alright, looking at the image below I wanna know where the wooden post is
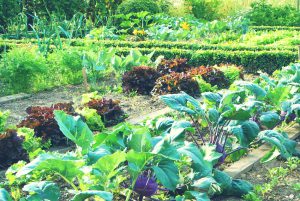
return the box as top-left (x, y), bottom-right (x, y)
top-left (82, 67), bottom-right (90, 91)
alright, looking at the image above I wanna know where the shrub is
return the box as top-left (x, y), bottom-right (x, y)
top-left (245, 0), bottom-right (300, 26)
top-left (117, 0), bottom-right (161, 15)
top-left (189, 66), bottom-right (230, 88)
top-left (0, 130), bottom-right (28, 169)
top-left (185, 0), bottom-right (222, 20)
top-left (18, 103), bottom-right (76, 146)
top-left (85, 98), bottom-right (127, 127)
top-left (122, 66), bottom-right (160, 95)
top-left (152, 72), bottom-right (200, 97)
top-left (0, 47), bottom-right (47, 94)
top-left (157, 58), bottom-right (191, 75)
top-left (0, 0), bottom-right (21, 29)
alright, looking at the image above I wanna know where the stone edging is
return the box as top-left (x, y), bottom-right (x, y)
top-left (0, 93), bottom-right (31, 104)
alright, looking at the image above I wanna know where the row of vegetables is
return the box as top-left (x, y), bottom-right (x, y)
top-left (0, 63), bottom-right (299, 201)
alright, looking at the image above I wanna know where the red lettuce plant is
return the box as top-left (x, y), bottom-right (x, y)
top-left (152, 72), bottom-right (200, 97)
top-left (0, 130), bottom-right (28, 169)
top-left (122, 66), bottom-right (160, 95)
top-left (85, 98), bottom-right (127, 127)
top-left (157, 58), bottom-right (191, 75)
top-left (18, 103), bottom-right (76, 146)
top-left (189, 66), bottom-right (230, 89)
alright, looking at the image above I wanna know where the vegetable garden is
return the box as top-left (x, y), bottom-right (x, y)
top-left (0, 0), bottom-right (300, 201)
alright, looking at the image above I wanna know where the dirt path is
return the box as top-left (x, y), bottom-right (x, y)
top-left (0, 85), bottom-right (165, 125)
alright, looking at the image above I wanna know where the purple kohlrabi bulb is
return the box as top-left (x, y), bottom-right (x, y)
top-left (134, 175), bottom-right (158, 197)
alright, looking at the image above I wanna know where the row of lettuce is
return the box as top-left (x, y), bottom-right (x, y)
top-left (0, 40), bottom-right (298, 96)
top-left (0, 62), bottom-right (299, 200)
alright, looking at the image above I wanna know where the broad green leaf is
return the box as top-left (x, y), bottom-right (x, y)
top-left (202, 92), bottom-right (222, 106)
top-left (155, 118), bottom-right (174, 135)
top-left (224, 179), bottom-right (253, 196)
top-left (152, 138), bottom-right (180, 160)
top-left (236, 81), bottom-right (267, 100)
top-left (127, 127), bottom-right (152, 152)
top-left (259, 112), bottom-right (281, 129)
top-left (71, 190), bottom-right (113, 201)
top-left (201, 144), bottom-right (223, 166)
top-left (54, 110), bottom-right (94, 154)
top-left (93, 151), bottom-right (126, 179)
top-left (160, 92), bottom-right (204, 116)
top-left (87, 145), bottom-right (111, 165)
top-left (23, 181), bottom-right (60, 201)
top-left (229, 120), bottom-right (260, 147)
top-left (192, 177), bottom-right (217, 191)
top-left (260, 146), bottom-right (280, 163)
top-left (16, 154), bottom-right (84, 181)
top-left (152, 159), bottom-right (179, 191)
top-left (208, 108), bottom-right (219, 124)
top-left (126, 150), bottom-right (153, 179)
top-left (258, 130), bottom-right (298, 159)
top-left (168, 121), bottom-right (193, 142)
top-left (221, 105), bottom-right (252, 121)
top-left (0, 188), bottom-right (13, 201)
top-left (183, 191), bottom-right (210, 201)
top-left (213, 169), bottom-right (232, 191)
top-left (220, 90), bottom-right (246, 108)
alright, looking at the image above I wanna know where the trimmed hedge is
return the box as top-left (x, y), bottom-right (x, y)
top-left (108, 47), bottom-right (297, 74)
top-left (250, 26), bottom-right (300, 31)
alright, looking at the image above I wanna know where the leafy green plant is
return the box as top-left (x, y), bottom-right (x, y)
top-left (122, 66), bottom-right (160, 95)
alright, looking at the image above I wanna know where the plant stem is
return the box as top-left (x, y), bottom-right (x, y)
top-left (189, 115), bottom-right (205, 144)
top-left (139, 195), bottom-right (144, 201)
top-left (56, 173), bottom-right (79, 191)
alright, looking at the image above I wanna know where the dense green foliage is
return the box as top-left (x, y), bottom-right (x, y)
top-left (117, 0), bottom-right (161, 15)
top-left (246, 0), bottom-right (300, 26)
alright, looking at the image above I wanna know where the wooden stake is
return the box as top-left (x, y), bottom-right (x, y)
top-left (82, 67), bottom-right (90, 91)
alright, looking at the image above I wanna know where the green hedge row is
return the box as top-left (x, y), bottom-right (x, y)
top-left (0, 38), bottom-right (297, 52)
top-left (250, 26), bottom-right (300, 31)
top-left (104, 47), bottom-right (297, 74)
top-left (70, 39), bottom-right (297, 52)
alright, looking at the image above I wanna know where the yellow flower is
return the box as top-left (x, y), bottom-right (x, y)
top-left (133, 29), bottom-right (139, 35)
top-left (138, 29), bottom-right (146, 36)
top-left (181, 22), bottom-right (190, 31)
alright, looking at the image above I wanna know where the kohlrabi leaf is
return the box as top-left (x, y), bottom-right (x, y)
top-left (208, 108), bottom-right (220, 124)
top-left (152, 159), bottom-right (179, 191)
top-left (22, 181), bottom-right (60, 201)
top-left (71, 190), bottom-right (113, 201)
top-left (220, 90), bottom-right (246, 108)
top-left (160, 92), bottom-right (204, 116)
top-left (168, 120), bottom-right (193, 142)
top-left (201, 144), bottom-right (223, 166)
top-left (126, 150), bottom-right (153, 179)
top-left (155, 118), bottom-right (175, 136)
top-left (259, 111), bottom-right (281, 129)
top-left (260, 146), bottom-right (280, 163)
top-left (213, 169), bottom-right (232, 191)
top-left (192, 177), bottom-right (217, 191)
top-left (86, 145), bottom-right (111, 165)
top-left (54, 110), bottom-right (94, 154)
top-left (152, 138), bottom-right (180, 160)
top-left (236, 81), bottom-right (267, 100)
top-left (229, 120), bottom-right (260, 147)
top-left (224, 179), bottom-right (253, 197)
top-left (16, 154), bottom-right (84, 181)
top-left (183, 191), bottom-right (210, 201)
top-left (127, 127), bottom-right (152, 152)
top-left (93, 151), bottom-right (126, 180)
top-left (258, 130), bottom-right (298, 159)
top-left (202, 92), bottom-right (222, 106)
top-left (0, 188), bottom-right (13, 201)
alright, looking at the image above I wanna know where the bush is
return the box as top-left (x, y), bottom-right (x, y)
top-left (152, 72), bottom-right (200, 97)
top-left (0, 47), bottom-right (47, 94)
top-left (189, 66), bottom-right (230, 88)
top-left (0, 0), bottom-right (21, 29)
top-left (18, 103), bottom-right (76, 146)
top-left (122, 66), bottom-right (160, 95)
top-left (0, 130), bottom-right (28, 169)
top-left (157, 58), bottom-right (191, 75)
top-left (117, 0), bottom-right (161, 15)
top-left (85, 98), bottom-right (127, 127)
top-left (185, 0), bottom-right (222, 20)
top-left (245, 0), bottom-right (300, 26)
